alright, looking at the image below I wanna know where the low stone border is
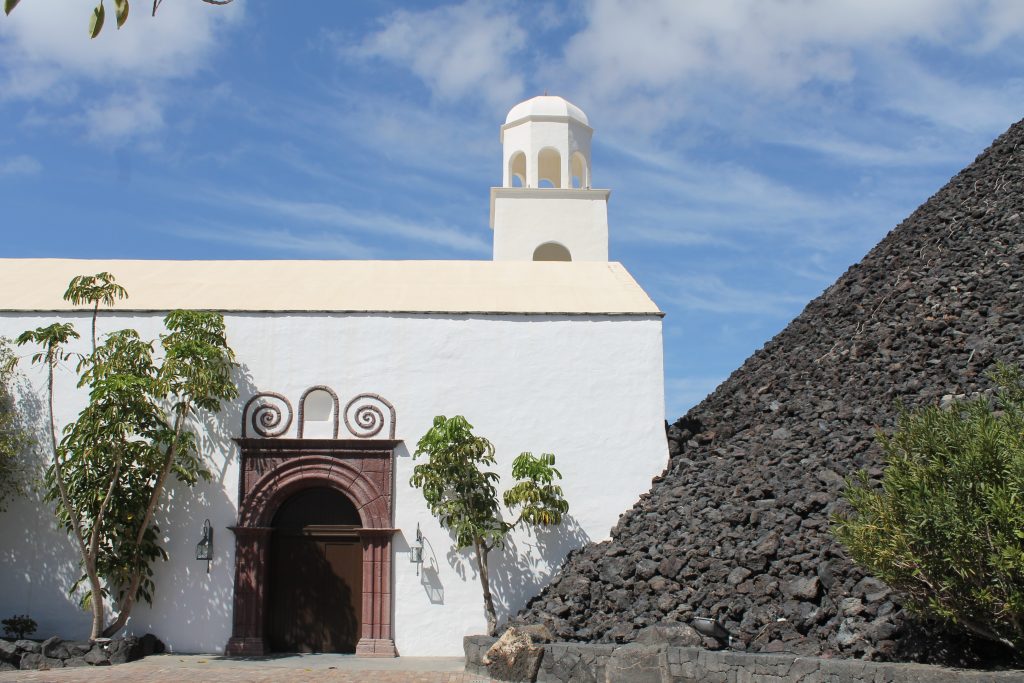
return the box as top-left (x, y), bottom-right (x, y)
top-left (0, 634), bottom-right (163, 670)
top-left (465, 636), bottom-right (1024, 682)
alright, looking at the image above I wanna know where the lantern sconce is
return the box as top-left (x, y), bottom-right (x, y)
top-left (195, 519), bottom-right (213, 574)
top-left (410, 524), bottom-right (423, 576)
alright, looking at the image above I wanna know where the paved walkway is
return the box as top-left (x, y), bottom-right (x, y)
top-left (0, 654), bottom-right (496, 682)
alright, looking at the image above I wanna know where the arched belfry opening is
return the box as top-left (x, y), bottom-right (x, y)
top-left (227, 389), bottom-right (400, 658)
top-left (508, 150), bottom-right (526, 187)
top-left (491, 95), bottom-right (610, 261)
top-left (537, 147), bottom-right (562, 188)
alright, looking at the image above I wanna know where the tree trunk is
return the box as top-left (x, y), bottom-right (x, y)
top-left (45, 357), bottom-right (106, 639)
top-left (474, 537), bottom-right (497, 636)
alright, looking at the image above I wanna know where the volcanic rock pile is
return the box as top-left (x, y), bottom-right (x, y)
top-left (511, 118), bottom-right (1024, 665)
top-left (0, 634), bottom-right (163, 670)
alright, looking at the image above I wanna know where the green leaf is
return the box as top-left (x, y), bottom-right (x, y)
top-left (114, 0), bottom-right (128, 29)
top-left (89, 1), bottom-right (105, 39)
top-left (3, 0), bottom-right (21, 16)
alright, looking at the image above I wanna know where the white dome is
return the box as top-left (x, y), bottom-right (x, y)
top-left (505, 95), bottom-right (589, 126)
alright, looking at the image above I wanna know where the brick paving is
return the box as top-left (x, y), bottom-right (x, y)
top-left (0, 654), bottom-right (497, 683)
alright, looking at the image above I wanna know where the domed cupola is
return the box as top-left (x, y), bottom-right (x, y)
top-left (490, 95), bottom-right (610, 262)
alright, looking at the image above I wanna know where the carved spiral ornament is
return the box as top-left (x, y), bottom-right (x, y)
top-left (344, 393), bottom-right (396, 439)
top-left (242, 392), bottom-right (293, 438)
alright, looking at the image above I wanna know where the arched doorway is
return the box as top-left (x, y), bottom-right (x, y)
top-left (268, 487), bottom-right (362, 653)
top-left (226, 436), bottom-right (400, 658)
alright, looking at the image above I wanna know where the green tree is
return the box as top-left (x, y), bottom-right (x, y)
top-left (16, 273), bottom-right (237, 639)
top-left (833, 363), bottom-right (1024, 651)
top-left (3, 0), bottom-right (233, 39)
top-left (0, 337), bottom-right (27, 511)
top-left (411, 415), bottom-right (569, 635)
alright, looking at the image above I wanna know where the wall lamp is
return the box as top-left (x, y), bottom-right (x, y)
top-left (195, 519), bottom-right (213, 573)
top-left (410, 524), bottom-right (423, 575)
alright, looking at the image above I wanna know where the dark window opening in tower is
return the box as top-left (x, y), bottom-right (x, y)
top-left (533, 242), bottom-right (572, 261)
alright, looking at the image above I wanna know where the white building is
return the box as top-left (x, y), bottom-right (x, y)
top-left (0, 96), bottom-right (667, 657)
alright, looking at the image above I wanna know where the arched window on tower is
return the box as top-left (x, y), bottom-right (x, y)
top-left (537, 147), bottom-right (561, 188)
top-left (533, 242), bottom-right (572, 261)
top-left (571, 152), bottom-right (589, 189)
top-left (508, 151), bottom-right (526, 188)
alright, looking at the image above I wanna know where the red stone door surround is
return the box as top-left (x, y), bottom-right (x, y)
top-left (225, 437), bottom-right (401, 657)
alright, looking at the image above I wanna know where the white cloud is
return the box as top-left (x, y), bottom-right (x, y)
top-left (0, 0), bottom-right (243, 142)
top-left (350, 1), bottom-right (526, 108)
top-left (0, 154), bottom-right (41, 176)
top-left (563, 0), bottom-right (1007, 96)
top-left (553, 0), bottom-right (1024, 136)
top-left (0, 0), bottom-right (243, 85)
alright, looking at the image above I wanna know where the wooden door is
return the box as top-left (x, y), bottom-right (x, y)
top-left (268, 531), bottom-right (363, 653)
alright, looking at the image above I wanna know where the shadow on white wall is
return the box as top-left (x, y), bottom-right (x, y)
top-left (100, 364), bottom-right (259, 652)
top-left (443, 514), bottom-right (591, 629)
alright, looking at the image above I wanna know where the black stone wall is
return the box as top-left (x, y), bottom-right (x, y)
top-left (465, 637), bottom-right (1024, 683)
top-left (511, 118), bottom-right (1024, 665)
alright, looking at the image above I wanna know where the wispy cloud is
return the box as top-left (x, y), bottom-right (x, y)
top-left (657, 272), bottom-right (811, 316)
top-left (204, 191), bottom-right (490, 255)
top-left (0, 154), bottom-right (41, 176)
top-left (769, 129), bottom-right (971, 167)
top-left (606, 151), bottom-right (896, 254)
top-left (348, 1), bottom-right (526, 108)
top-left (83, 90), bottom-right (165, 142)
top-left (160, 222), bottom-right (376, 259)
top-left (877, 57), bottom-right (1024, 134)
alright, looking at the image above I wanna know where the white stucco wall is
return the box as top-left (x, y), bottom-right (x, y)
top-left (491, 189), bottom-right (610, 262)
top-left (0, 311), bottom-right (666, 656)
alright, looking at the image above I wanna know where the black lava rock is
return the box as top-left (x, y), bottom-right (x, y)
top-left (510, 118), bottom-right (1024, 668)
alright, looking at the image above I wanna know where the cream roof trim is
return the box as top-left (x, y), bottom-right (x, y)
top-left (0, 259), bottom-right (663, 316)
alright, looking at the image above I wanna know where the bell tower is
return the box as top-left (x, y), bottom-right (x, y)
top-left (490, 96), bottom-right (610, 261)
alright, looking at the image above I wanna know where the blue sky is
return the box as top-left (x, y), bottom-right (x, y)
top-left (2, 1), bottom-right (1023, 419)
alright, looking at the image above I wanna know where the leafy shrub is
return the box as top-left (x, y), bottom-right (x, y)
top-left (833, 363), bottom-right (1024, 650)
top-left (411, 415), bottom-right (569, 635)
top-left (2, 614), bottom-right (37, 640)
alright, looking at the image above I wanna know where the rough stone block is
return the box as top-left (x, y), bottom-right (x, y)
top-left (463, 635), bottom-right (496, 676)
top-left (483, 627), bottom-right (545, 682)
top-left (41, 636), bottom-right (65, 659)
top-left (106, 636), bottom-right (142, 664)
top-left (635, 623), bottom-right (702, 647)
top-left (20, 652), bottom-right (63, 670)
top-left (604, 643), bottom-right (668, 683)
top-left (84, 645), bottom-right (110, 666)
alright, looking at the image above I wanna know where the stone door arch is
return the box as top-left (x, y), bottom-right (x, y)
top-left (226, 390), bottom-right (400, 658)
